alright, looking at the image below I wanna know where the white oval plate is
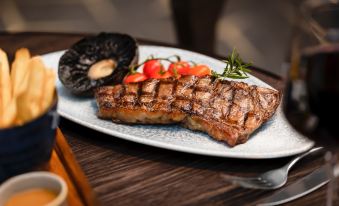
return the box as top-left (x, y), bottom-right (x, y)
top-left (42, 46), bottom-right (314, 159)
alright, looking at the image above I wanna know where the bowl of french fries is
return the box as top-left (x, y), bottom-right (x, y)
top-left (0, 48), bottom-right (58, 181)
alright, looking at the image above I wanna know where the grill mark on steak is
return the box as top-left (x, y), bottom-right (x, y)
top-left (140, 79), bottom-right (156, 109)
top-left (95, 75), bottom-right (281, 147)
top-left (224, 82), bottom-right (235, 122)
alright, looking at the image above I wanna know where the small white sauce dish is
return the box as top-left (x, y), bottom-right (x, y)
top-left (0, 171), bottom-right (68, 206)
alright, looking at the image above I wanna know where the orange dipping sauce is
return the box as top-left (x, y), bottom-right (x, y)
top-left (5, 188), bottom-right (57, 206)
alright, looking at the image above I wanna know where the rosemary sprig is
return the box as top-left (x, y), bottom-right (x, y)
top-left (212, 48), bottom-right (252, 79)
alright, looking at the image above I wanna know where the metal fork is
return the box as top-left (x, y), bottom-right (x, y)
top-left (221, 147), bottom-right (323, 190)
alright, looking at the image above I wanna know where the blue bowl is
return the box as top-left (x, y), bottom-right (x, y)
top-left (0, 98), bottom-right (58, 182)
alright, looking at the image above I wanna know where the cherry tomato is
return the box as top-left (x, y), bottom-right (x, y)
top-left (150, 70), bottom-right (172, 79)
top-left (143, 59), bottom-right (164, 77)
top-left (187, 64), bottom-right (211, 77)
top-left (168, 61), bottom-right (190, 77)
top-left (124, 73), bottom-right (148, 83)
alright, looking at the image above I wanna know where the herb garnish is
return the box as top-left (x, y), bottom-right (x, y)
top-left (212, 49), bottom-right (252, 79)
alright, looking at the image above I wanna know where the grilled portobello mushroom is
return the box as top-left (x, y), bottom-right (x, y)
top-left (58, 33), bottom-right (138, 96)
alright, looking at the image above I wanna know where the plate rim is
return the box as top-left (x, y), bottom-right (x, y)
top-left (59, 109), bottom-right (314, 159)
top-left (44, 46), bottom-right (314, 159)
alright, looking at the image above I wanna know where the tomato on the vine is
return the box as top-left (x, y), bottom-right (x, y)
top-left (124, 72), bottom-right (148, 83)
top-left (126, 57), bottom-right (212, 83)
top-left (187, 64), bottom-right (211, 77)
top-left (168, 61), bottom-right (190, 77)
top-left (143, 59), bottom-right (164, 77)
top-left (150, 70), bottom-right (172, 79)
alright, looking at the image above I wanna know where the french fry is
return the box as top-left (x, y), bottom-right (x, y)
top-left (41, 68), bottom-right (56, 112)
top-left (2, 97), bottom-right (17, 128)
top-left (0, 50), bottom-right (11, 107)
top-left (16, 57), bottom-right (46, 123)
top-left (11, 48), bottom-right (31, 98)
top-left (0, 49), bottom-right (17, 128)
top-left (0, 48), bottom-right (56, 128)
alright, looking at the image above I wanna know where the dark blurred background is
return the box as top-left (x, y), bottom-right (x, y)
top-left (0, 0), bottom-right (300, 76)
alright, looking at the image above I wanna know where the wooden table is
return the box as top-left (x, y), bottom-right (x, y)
top-left (0, 32), bottom-right (332, 206)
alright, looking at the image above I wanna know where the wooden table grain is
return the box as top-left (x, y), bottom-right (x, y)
top-left (0, 32), bottom-right (333, 206)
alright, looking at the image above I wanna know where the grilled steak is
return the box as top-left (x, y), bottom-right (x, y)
top-left (95, 76), bottom-right (281, 147)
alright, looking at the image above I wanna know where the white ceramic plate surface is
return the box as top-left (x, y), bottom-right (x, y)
top-left (42, 46), bottom-right (314, 159)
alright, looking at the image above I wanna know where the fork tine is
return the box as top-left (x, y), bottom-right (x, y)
top-left (221, 174), bottom-right (274, 189)
top-left (221, 174), bottom-right (259, 181)
top-left (237, 180), bottom-right (274, 189)
top-left (233, 179), bottom-right (267, 189)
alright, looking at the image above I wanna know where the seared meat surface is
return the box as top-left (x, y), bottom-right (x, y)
top-left (95, 76), bottom-right (281, 147)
